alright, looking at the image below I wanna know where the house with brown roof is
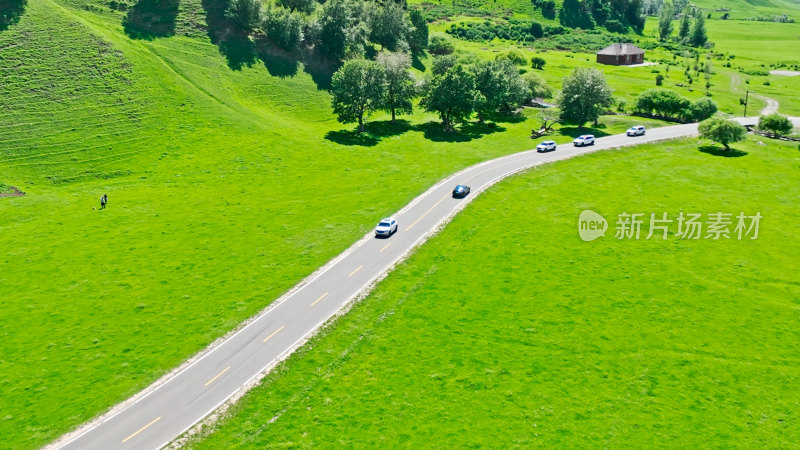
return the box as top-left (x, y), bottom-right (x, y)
top-left (596, 43), bottom-right (645, 66)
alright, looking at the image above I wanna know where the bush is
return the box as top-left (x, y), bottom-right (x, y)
top-left (498, 50), bottom-right (527, 66)
top-left (605, 19), bottom-right (625, 33)
top-left (530, 56), bottom-right (546, 70)
top-left (530, 21), bottom-right (544, 38)
top-left (634, 88), bottom-right (691, 121)
top-left (428, 35), bottom-right (455, 55)
top-left (690, 97), bottom-right (718, 121)
top-left (655, 74), bottom-right (664, 86)
top-left (758, 113), bottom-right (794, 136)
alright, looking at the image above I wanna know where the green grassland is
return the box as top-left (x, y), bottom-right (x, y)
top-left (191, 136), bottom-right (800, 448)
top-left (2, 0), bottom-right (800, 447)
top-left (0, 0), bottom-right (661, 447)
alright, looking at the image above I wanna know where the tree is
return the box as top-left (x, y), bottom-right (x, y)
top-left (658, 3), bottom-right (673, 41)
top-left (523, 72), bottom-right (554, 100)
top-left (758, 113), bottom-right (794, 136)
top-left (314, 0), bottom-right (367, 60)
top-left (530, 56), bottom-right (546, 70)
top-left (541, 0), bottom-right (556, 19)
top-left (0, 0), bottom-right (27, 31)
top-left (330, 59), bottom-right (385, 131)
top-left (689, 12), bottom-right (707, 47)
top-left (224, 0), bottom-right (261, 32)
top-left (278, 0), bottom-right (315, 14)
top-left (376, 51), bottom-right (416, 123)
top-left (624, 0), bottom-right (645, 32)
top-left (655, 73), bottom-right (665, 85)
top-left (263, 6), bottom-right (304, 51)
top-left (698, 117), bottom-right (746, 150)
top-left (367, 0), bottom-right (409, 51)
top-left (535, 108), bottom-right (561, 134)
top-left (408, 9), bottom-right (429, 54)
top-left (472, 59), bottom-right (530, 121)
top-left (558, 68), bottom-right (614, 127)
top-left (431, 54), bottom-right (457, 75)
top-left (559, 0), bottom-right (594, 29)
top-left (421, 64), bottom-right (478, 131)
top-left (678, 13), bottom-right (690, 40)
top-left (690, 97), bottom-right (717, 121)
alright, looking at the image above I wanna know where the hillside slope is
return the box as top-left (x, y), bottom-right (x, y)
top-left (0, 0), bottom-right (546, 447)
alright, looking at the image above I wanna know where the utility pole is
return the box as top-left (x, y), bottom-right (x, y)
top-left (743, 90), bottom-right (750, 117)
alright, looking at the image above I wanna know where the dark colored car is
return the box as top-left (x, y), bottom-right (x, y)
top-left (453, 185), bottom-right (471, 198)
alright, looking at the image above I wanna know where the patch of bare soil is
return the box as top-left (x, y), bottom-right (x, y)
top-left (0, 185), bottom-right (25, 197)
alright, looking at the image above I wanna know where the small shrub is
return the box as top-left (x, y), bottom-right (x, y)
top-left (428, 35), bottom-right (455, 55)
top-left (656, 74), bottom-right (664, 86)
top-left (499, 50), bottom-right (528, 66)
top-left (758, 113), bottom-right (793, 136)
top-left (605, 20), bottom-right (625, 33)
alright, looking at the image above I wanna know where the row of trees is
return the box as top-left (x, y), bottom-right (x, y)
top-left (552, 0), bottom-right (646, 33)
top-left (330, 53), bottom-right (553, 131)
top-left (658, 4), bottom-right (707, 47)
top-left (225, 0), bottom-right (429, 59)
top-left (634, 88), bottom-right (717, 122)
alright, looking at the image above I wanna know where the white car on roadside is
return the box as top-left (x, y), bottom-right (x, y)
top-left (536, 140), bottom-right (557, 152)
top-left (627, 125), bottom-right (646, 136)
top-left (375, 218), bottom-right (398, 237)
top-left (573, 134), bottom-right (595, 146)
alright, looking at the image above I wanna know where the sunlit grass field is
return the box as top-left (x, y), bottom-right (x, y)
top-left (0, 0), bottom-right (662, 446)
top-left (2, 0), bottom-right (799, 446)
top-left (191, 136), bottom-right (800, 448)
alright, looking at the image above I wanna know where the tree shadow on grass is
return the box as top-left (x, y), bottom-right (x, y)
top-left (301, 49), bottom-right (339, 90)
top-left (325, 129), bottom-right (380, 147)
top-left (417, 121), bottom-right (505, 143)
top-left (324, 120), bottom-right (413, 147)
top-left (122, 0), bottom-right (178, 39)
top-left (699, 145), bottom-right (747, 157)
top-left (0, 0), bottom-right (27, 32)
top-left (557, 124), bottom-right (612, 139)
top-left (254, 38), bottom-right (298, 77)
top-left (202, 0), bottom-right (257, 70)
top-left (484, 110), bottom-right (527, 124)
top-left (411, 53), bottom-right (426, 72)
top-left (251, 38), bottom-right (338, 89)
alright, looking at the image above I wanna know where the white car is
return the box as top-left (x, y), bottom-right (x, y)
top-left (536, 140), bottom-right (557, 152)
top-left (627, 125), bottom-right (646, 136)
top-left (573, 134), bottom-right (595, 146)
top-left (375, 218), bottom-right (398, 237)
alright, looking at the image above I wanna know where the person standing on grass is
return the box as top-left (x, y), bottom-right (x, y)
top-left (100, 194), bottom-right (106, 210)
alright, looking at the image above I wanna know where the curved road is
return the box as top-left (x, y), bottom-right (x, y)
top-left (54, 117), bottom-right (785, 449)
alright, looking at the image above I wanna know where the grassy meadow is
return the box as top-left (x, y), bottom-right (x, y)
top-left (191, 136), bottom-right (800, 448)
top-left (0, 0), bottom-right (658, 446)
top-left (1, 0), bottom-right (799, 447)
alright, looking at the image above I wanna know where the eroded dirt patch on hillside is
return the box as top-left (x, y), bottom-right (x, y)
top-left (0, 185), bottom-right (25, 197)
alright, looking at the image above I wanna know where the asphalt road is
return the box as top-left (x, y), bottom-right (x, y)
top-left (55, 118), bottom-right (777, 449)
